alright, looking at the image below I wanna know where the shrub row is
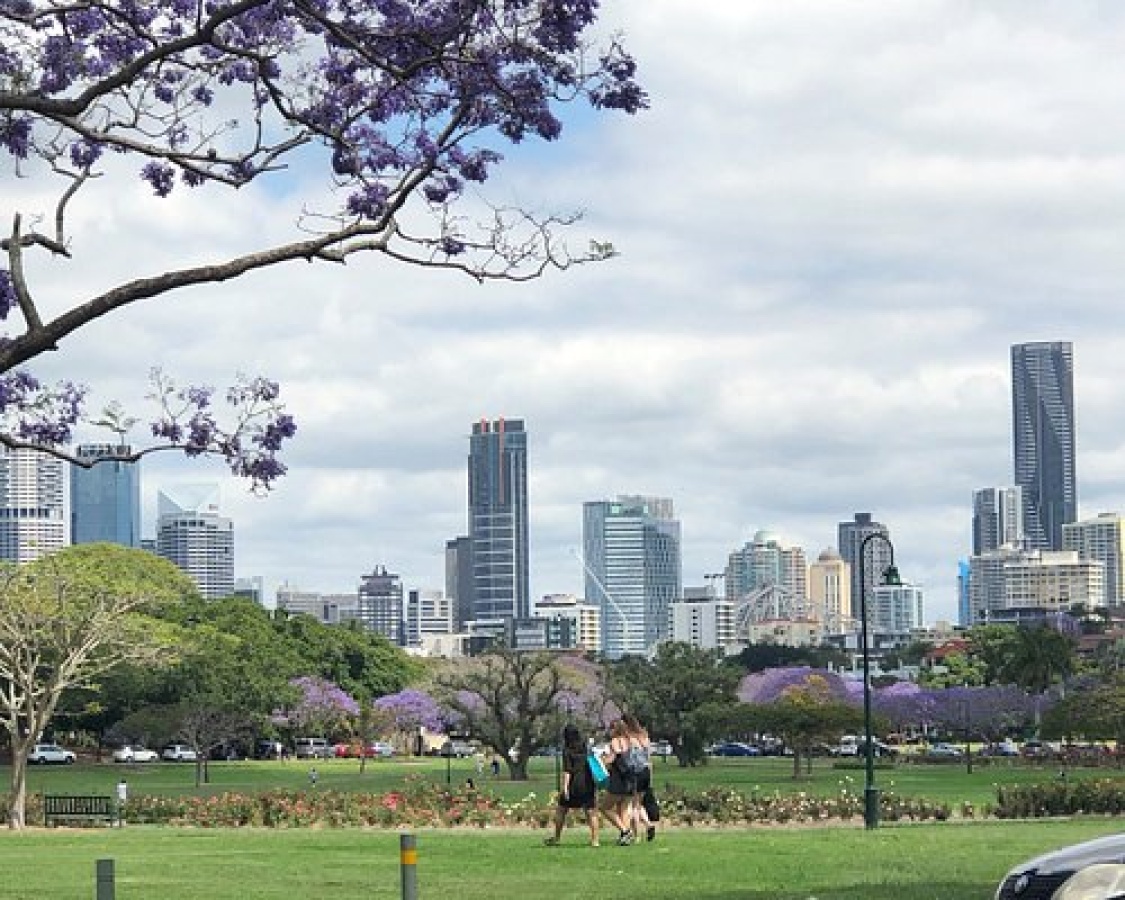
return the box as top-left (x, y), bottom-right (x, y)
top-left (993, 778), bottom-right (1125, 819)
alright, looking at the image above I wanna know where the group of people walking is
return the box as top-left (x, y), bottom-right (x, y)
top-left (544, 713), bottom-right (659, 848)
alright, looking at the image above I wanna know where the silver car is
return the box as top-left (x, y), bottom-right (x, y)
top-left (996, 833), bottom-right (1125, 900)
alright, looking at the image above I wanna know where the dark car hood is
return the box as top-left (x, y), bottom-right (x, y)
top-left (1012, 834), bottom-right (1125, 876)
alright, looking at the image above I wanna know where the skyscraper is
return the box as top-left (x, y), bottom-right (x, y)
top-left (1063, 513), bottom-right (1125, 608)
top-left (467, 418), bottom-right (529, 622)
top-left (582, 495), bottom-right (681, 659)
top-left (971, 486), bottom-right (1024, 555)
top-left (1011, 341), bottom-right (1077, 550)
top-left (357, 566), bottom-right (404, 643)
top-left (155, 484), bottom-right (234, 599)
top-left (70, 443), bottom-right (141, 547)
top-left (0, 447), bottom-right (66, 562)
top-left (837, 512), bottom-right (892, 622)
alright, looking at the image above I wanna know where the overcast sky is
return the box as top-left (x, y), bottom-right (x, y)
top-left (14, 1), bottom-right (1125, 624)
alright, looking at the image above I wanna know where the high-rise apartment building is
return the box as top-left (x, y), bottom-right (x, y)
top-left (870, 582), bottom-right (924, 635)
top-left (582, 494), bottom-right (681, 659)
top-left (972, 486), bottom-right (1023, 555)
top-left (0, 447), bottom-right (67, 563)
top-left (405, 589), bottom-right (454, 648)
top-left (837, 512), bottom-right (893, 621)
top-left (807, 548), bottom-right (851, 634)
top-left (70, 443), bottom-right (140, 547)
top-left (467, 418), bottom-right (529, 622)
top-left (155, 484), bottom-right (233, 599)
top-left (724, 530), bottom-right (807, 601)
top-left (534, 593), bottom-right (601, 652)
top-left (1063, 513), bottom-right (1125, 608)
top-left (357, 566), bottom-right (404, 643)
top-left (1011, 341), bottom-right (1077, 550)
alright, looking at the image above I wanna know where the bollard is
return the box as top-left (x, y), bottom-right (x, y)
top-left (96, 858), bottom-right (115, 900)
top-left (400, 833), bottom-right (417, 900)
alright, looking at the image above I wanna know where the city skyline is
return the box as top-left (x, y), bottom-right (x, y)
top-left (24, 4), bottom-right (1125, 624)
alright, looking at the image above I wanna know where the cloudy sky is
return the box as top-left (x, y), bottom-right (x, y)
top-left (13, 1), bottom-right (1125, 624)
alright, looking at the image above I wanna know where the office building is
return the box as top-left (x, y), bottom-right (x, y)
top-left (670, 594), bottom-right (736, 651)
top-left (0, 447), bottom-right (67, 563)
top-left (837, 512), bottom-right (893, 621)
top-left (357, 566), bottom-right (404, 643)
top-left (808, 548), bottom-right (851, 634)
top-left (467, 418), bottom-right (529, 621)
top-left (534, 593), bottom-right (601, 652)
top-left (1011, 341), bottom-right (1077, 550)
top-left (972, 486), bottom-right (1024, 555)
top-left (444, 535), bottom-right (474, 629)
top-left (969, 548), bottom-right (1103, 623)
top-left (405, 589), bottom-right (454, 648)
top-left (582, 494), bottom-right (682, 659)
top-left (155, 484), bottom-right (233, 599)
top-left (277, 585), bottom-right (360, 625)
top-left (70, 443), bottom-right (140, 547)
top-left (233, 576), bottom-right (265, 605)
top-left (1063, 513), bottom-right (1125, 607)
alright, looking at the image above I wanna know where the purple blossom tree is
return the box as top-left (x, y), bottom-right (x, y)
top-left (738, 667), bottom-right (853, 705)
top-left (282, 675), bottom-right (359, 738)
top-left (0, 1), bottom-right (644, 484)
top-left (374, 688), bottom-right (446, 754)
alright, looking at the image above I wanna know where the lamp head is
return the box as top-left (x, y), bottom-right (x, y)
top-left (881, 565), bottom-right (902, 587)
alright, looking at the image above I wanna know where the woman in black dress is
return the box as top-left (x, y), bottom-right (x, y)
top-left (544, 725), bottom-right (600, 847)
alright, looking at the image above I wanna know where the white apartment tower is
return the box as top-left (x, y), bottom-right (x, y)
top-left (1063, 513), bottom-right (1125, 608)
top-left (155, 484), bottom-right (234, 599)
top-left (0, 447), bottom-right (67, 563)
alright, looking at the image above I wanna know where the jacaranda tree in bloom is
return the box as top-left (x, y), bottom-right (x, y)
top-left (0, 0), bottom-right (645, 481)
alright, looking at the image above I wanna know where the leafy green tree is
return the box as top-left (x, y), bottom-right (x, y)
top-left (726, 643), bottom-right (848, 674)
top-left (999, 626), bottom-right (1076, 695)
top-left (605, 642), bottom-right (742, 766)
top-left (740, 674), bottom-right (864, 777)
top-left (432, 649), bottom-right (573, 780)
top-left (1041, 680), bottom-right (1125, 750)
top-left (0, 545), bottom-right (194, 828)
top-left (967, 625), bottom-right (1020, 686)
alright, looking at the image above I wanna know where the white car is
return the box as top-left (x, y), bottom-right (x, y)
top-left (28, 743), bottom-right (76, 765)
top-left (112, 745), bottom-right (159, 763)
top-left (161, 744), bottom-right (198, 762)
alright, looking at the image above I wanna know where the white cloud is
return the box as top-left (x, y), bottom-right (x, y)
top-left (8, 1), bottom-right (1125, 622)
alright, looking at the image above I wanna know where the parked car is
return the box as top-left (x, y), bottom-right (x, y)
top-left (995, 832), bottom-right (1125, 900)
top-left (255, 739), bottom-right (284, 760)
top-left (367, 741), bottom-right (395, 758)
top-left (28, 743), bottom-right (76, 765)
top-left (440, 739), bottom-right (475, 758)
top-left (981, 739), bottom-right (1020, 758)
top-left (1021, 739), bottom-right (1058, 759)
top-left (112, 745), bottom-right (159, 763)
top-left (924, 742), bottom-right (965, 759)
top-left (293, 737), bottom-right (333, 759)
top-left (651, 740), bottom-right (673, 757)
top-left (161, 744), bottom-right (198, 762)
top-left (709, 741), bottom-right (761, 757)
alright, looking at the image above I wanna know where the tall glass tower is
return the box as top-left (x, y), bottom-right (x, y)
top-left (1011, 341), bottom-right (1076, 550)
top-left (0, 447), bottom-right (67, 562)
top-left (70, 443), bottom-right (141, 547)
top-left (467, 418), bottom-right (528, 622)
top-left (582, 495), bottom-right (681, 660)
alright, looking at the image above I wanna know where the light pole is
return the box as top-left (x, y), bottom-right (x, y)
top-left (857, 531), bottom-right (900, 830)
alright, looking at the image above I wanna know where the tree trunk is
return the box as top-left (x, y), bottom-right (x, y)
top-left (507, 758), bottom-right (529, 780)
top-left (7, 737), bottom-right (31, 829)
top-left (791, 749), bottom-right (802, 779)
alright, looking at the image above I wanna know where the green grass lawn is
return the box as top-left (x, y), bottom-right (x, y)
top-left (17, 754), bottom-right (1115, 811)
top-left (0, 820), bottom-right (1122, 899)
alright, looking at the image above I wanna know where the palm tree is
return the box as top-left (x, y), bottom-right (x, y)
top-left (1000, 625), bottom-right (1076, 696)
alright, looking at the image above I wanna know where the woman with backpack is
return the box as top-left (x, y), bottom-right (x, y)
top-left (544, 724), bottom-right (600, 847)
top-left (622, 713), bottom-right (658, 841)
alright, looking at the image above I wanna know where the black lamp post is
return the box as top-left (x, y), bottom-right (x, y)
top-left (857, 531), bottom-right (900, 830)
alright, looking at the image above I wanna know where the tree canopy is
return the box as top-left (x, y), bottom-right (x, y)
top-left (0, 0), bottom-right (644, 482)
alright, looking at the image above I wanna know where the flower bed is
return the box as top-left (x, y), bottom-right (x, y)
top-left (993, 777), bottom-right (1125, 819)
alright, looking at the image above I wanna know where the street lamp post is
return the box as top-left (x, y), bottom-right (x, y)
top-left (857, 531), bottom-right (899, 830)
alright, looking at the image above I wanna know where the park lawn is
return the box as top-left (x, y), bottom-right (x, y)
top-left (15, 755), bottom-right (1117, 812)
top-left (0, 820), bottom-right (1123, 899)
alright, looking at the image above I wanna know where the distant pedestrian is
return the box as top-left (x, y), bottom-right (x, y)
top-left (623, 713), bottom-right (657, 841)
top-left (490, 757), bottom-right (501, 777)
top-left (475, 753), bottom-right (485, 776)
top-left (543, 725), bottom-right (599, 847)
top-left (308, 767), bottom-right (318, 787)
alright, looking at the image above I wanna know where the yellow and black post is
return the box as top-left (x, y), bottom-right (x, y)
top-left (400, 832), bottom-right (417, 900)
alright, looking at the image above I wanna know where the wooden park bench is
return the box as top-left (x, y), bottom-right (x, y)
top-left (42, 794), bottom-right (120, 827)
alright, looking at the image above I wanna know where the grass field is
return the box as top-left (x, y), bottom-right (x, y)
top-left (0, 819), bottom-right (1123, 899)
top-left (15, 753), bottom-right (1119, 810)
